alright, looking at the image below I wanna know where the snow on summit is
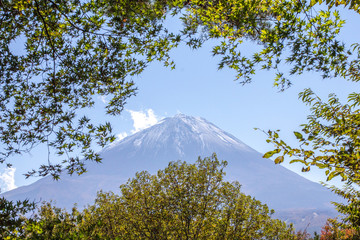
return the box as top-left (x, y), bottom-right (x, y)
top-left (106, 114), bottom-right (253, 153)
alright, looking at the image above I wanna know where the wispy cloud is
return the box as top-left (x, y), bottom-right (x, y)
top-left (116, 132), bottom-right (128, 141)
top-left (113, 109), bottom-right (160, 142)
top-left (128, 109), bottom-right (160, 133)
top-left (0, 167), bottom-right (17, 193)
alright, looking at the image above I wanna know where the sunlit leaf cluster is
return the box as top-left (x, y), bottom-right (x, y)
top-left (311, 0), bottom-right (360, 14)
top-left (179, 0), bottom-right (356, 89)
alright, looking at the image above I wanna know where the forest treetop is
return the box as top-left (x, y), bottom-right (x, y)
top-left (2, 155), bottom-right (295, 239)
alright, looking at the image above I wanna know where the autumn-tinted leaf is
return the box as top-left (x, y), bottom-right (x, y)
top-left (274, 156), bottom-right (284, 164)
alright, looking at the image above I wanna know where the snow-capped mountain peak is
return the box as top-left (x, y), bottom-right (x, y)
top-left (106, 114), bottom-right (253, 155)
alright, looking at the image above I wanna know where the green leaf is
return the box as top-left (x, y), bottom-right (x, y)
top-left (263, 151), bottom-right (275, 158)
top-left (301, 166), bottom-right (311, 172)
top-left (274, 156), bottom-right (284, 164)
top-left (289, 159), bottom-right (306, 164)
top-left (263, 149), bottom-right (281, 158)
top-left (307, 135), bottom-right (315, 141)
top-left (294, 132), bottom-right (303, 140)
top-left (327, 171), bottom-right (336, 181)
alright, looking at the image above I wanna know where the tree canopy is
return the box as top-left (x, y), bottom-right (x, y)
top-left (0, 0), bottom-right (184, 178)
top-left (11, 155), bottom-right (295, 239)
top-left (0, 197), bottom-right (35, 239)
top-left (1, 0), bottom-right (358, 178)
top-left (263, 89), bottom-right (360, 235)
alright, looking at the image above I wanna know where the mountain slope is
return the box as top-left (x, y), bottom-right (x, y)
top-left (2, 114), bottom-right (340, 231)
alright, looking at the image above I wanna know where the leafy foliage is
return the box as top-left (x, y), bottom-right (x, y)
top-left (264, 89), bottom-right (360, 183)
top-left (0, 0), bottom-right (180, 178)
top-left (181, 0), bottom-right (355, 89)
top-left (0, 197), bottom-right (35, 239)
top-left (263, 89), bottom-right (360, 234)
top-left (78, 154), bottom-right (294, 239)
top-left (310, 0), bottom-right (360, 14)
top-left (320, 218), bottom-right (358, 240)
top-left (1, 0), bottom-right (359, 179)
top-left (22, 202), bottom-right (82, 239)
top-left (17, 154), bottom-right (295, 239)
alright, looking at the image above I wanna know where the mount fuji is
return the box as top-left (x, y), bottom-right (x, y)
top-left (2, 114), bottom-right (340, 231)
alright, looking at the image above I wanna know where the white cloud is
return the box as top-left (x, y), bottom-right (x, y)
top-left (128, 109), bottom-right (159, 133)
top-left (0, 167), bottom-right (17, 193)
top-left (111, 109), bottom-right (160, 144)
top-left (116, 132), bottom-right (128, 141)
top-left (99, 96), bottom-right (108, 104)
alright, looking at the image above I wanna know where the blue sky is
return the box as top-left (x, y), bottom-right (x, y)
top-left (1, 6), bottom-right (360, 193)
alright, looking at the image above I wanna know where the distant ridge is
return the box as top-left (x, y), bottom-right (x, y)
top-left (2, 114), bottom-right (340, 231)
